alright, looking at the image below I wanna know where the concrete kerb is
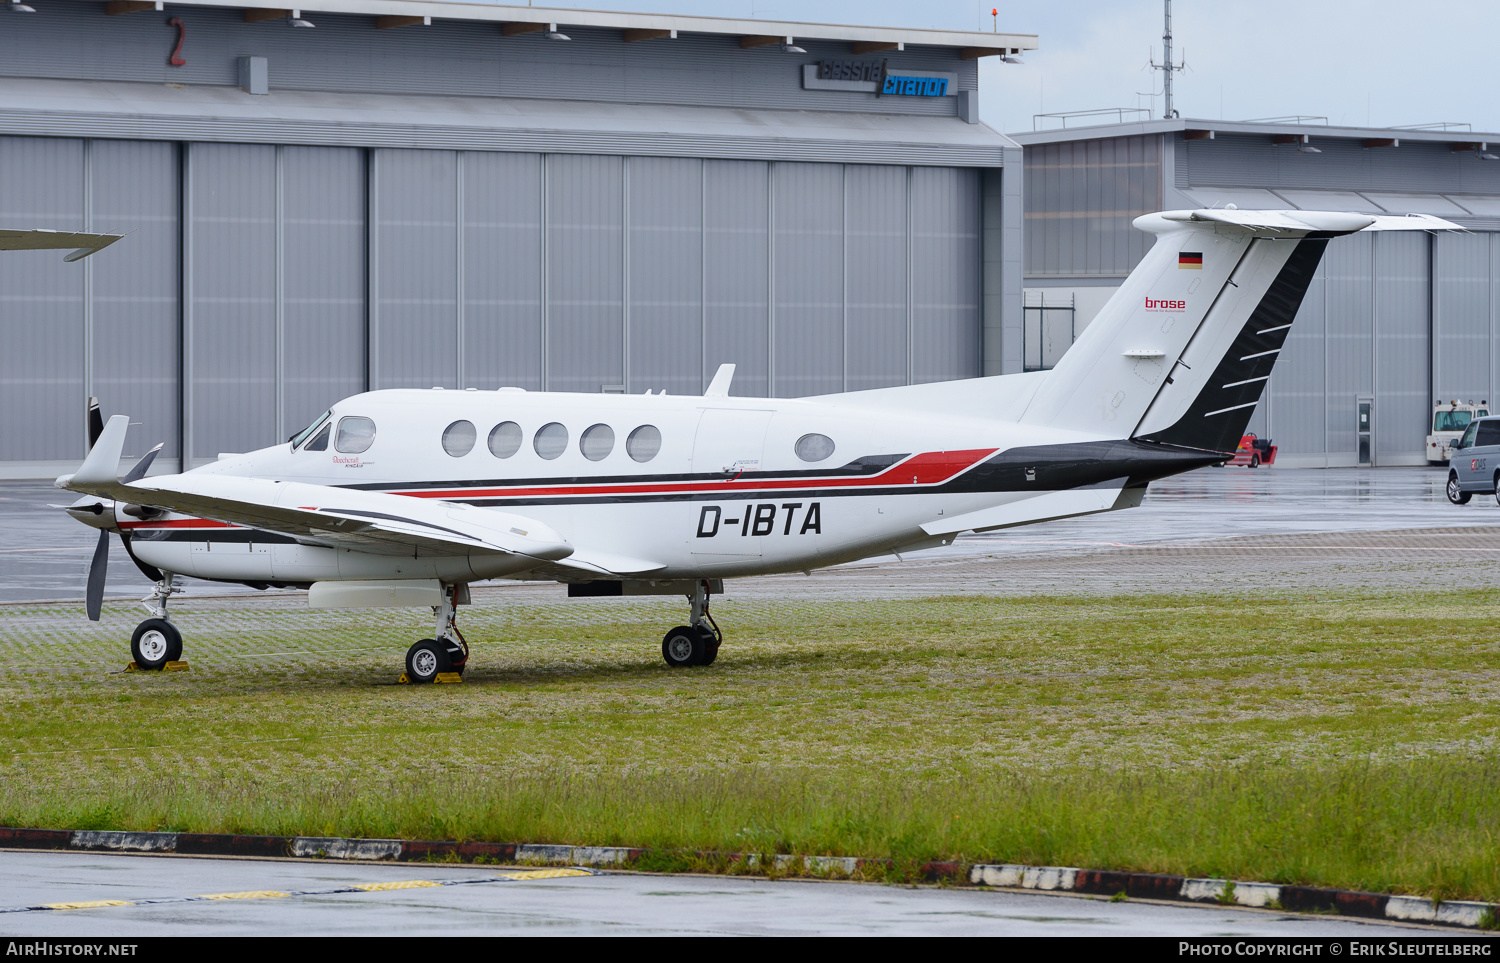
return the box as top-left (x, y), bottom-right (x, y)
top-left (3, 827), bottom-right (1494, 930)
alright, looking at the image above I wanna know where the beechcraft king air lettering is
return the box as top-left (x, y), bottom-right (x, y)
top-left (51, 209), bottom-right (1459, 679)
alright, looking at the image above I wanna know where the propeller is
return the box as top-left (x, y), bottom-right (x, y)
top-left (68, 397), bottom-right (165, 620)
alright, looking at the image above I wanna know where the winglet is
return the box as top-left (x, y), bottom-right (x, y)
top-left (704, 363), bottom-right (735, 398)
top-left (57, 414), bottom-right (129, 491)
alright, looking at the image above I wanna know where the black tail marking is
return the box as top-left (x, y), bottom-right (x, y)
top-left (1138, 238), bottom-right (1328, 453)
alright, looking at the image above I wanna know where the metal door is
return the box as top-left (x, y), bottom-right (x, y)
top-left (1357, 397), bottom-right (1373, 466)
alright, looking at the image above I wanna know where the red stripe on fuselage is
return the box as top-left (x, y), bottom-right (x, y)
top-left (118, 518), bottom-right (236, 531)
top-left (397, 448), bottom-right (997, 500)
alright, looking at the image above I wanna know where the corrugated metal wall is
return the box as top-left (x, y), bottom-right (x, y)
top-left (1023, 135), bottom-right (1160, 277)
top-left (1259, 232), bottom-right (1435, 465)
top-left (0, 135), bottom-right (984, 469)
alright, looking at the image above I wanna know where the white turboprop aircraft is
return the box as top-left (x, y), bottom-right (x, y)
top-left (51, 208), bottom-right (1457, 681)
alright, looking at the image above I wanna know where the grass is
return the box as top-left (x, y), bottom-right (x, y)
top-left (2, 587), bottom-right (1499, 899)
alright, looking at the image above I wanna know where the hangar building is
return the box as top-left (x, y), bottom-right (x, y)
top-left (1013, 118), bottom-right (1500, 467)
top-left (0, 0), bottom-right (1034, 477)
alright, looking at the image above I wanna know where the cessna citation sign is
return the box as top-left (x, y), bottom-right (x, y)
top-left (50, 208), bottom-right (1458, 680)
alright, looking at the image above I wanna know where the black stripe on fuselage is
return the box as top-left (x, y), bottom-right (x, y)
top-left (338, 453), bottom-right (910, 493)
top-left (128, 529), bottom-right (299, 544)
top-left (357, 440), bottom-right (1224, 508)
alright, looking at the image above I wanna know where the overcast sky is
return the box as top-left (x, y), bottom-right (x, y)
top-left (536, 1), bottom-right (1499, 135)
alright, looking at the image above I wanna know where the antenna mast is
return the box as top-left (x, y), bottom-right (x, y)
top-left (1150, 0), bottom-right (1185, 119)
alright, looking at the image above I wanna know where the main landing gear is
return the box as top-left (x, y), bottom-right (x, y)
top-left (130, 572), bottom-right (183, 670)
top-left (403, 583), bottom-right (470, 684)
top-left (662, 579), bottom-right (722, 668)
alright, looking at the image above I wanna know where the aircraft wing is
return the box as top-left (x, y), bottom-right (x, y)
top-left (58, 417), bottom-right (573, 561)
top-left (0, 229), bottom-right (124, 261)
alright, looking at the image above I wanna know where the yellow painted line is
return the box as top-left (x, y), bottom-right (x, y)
top-left (494, 869), bottom-right (594, 881)
top-left (350, 880), bottom-right (441, 891)
top-left (43, 900), bottom-right (133, 910)
top-left (197, 891), bottom-right (290, 900)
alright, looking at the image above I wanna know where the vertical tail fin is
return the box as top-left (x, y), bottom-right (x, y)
top-left (1018, 210), bottom-right (1458, 450)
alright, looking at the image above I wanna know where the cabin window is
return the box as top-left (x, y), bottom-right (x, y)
top-left (580, 424), bottom-right (614, 461)
top-left (488, 421), bottom-right (523, 458)
top-left (534, 422), bottom-right (568, 460)
top-left (304, 423), bottom-right (331, 452)
top-left (626, 425), bottom-right (662, 463)
top-left (795, 433), bottom-right (835, 462)
top-left (442, 420), bottom-right (476, 457)
top-left (334, 416), bottom-right (376, 454)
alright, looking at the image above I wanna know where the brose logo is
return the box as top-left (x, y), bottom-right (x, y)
top-left (1144, 297), bottom-right (1186, 312)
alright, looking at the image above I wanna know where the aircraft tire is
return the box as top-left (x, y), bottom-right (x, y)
top-left (131, 618), bottom-right (181, 670)
top-left (405, 639), bottom-right (450, 684)
top-left (661, 625), bottom-right (706, 668)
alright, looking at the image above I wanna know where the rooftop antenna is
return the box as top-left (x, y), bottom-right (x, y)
top-left (1149, 0), bottom-right (1185, 119)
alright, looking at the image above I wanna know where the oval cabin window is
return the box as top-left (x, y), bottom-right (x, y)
top-left (334, 416), bottom-right (375, 454)
top-left (534, 422), bottom-right (568, 460)
top-left (580, 424), bottom-right (614, 461)
top-left (488, 421), bottom-right (522, 458)
top-left (795, 433), bottom-right (835, 462)
top-left (626, 425), bottom-right (662, 463)
top-left (442, 420), bottom-right (476, 457)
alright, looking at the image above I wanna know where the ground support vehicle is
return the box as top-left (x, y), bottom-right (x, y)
top-left (1429, 401), bottom-right (1488, 465)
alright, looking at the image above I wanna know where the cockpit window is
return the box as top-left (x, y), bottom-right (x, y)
top-left (304, 423), bottom-right (331, 452)
top-left (335, 416), bottom-right (376, 454)
top-left (290, 410), bottom-right (331, 448)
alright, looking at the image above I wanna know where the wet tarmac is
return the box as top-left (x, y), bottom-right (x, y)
top-left (0, 851), bottom-right (1458, 937)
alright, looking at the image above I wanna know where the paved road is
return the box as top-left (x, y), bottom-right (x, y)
top-left (0, 851), bottom-right (1457, 937)
top-left (2, 466), bottom-right (1493, 605)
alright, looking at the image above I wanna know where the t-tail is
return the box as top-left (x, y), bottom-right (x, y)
top-left (1018, 208), bottom-right (1461, 453)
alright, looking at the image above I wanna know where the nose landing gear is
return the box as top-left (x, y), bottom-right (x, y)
top-left (662, 579), bottom-right (722, 668)
top-left (129, 573), bottom-right (183, 671)
top-left (402, 583), bottom-right (470, 684)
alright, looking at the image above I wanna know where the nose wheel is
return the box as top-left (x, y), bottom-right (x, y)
top-left (662, 580), bottom-right (722, 668)
top-left (129, 573), bottom-right (184, 671)
top-left (131, 618), bottom-right (182, 670)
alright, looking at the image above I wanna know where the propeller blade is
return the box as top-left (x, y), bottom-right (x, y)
top-left (121, 443), bottom-right (163, 485)
top-left (86, 528), bottom-right (109, 621)
top-left (87, 397), bottom-right (103, 451)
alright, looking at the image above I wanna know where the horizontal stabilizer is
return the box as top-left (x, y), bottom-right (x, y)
top-left (1153, 209), bottom-right (1461, 236)
top-left (921, 482), bottom-right (1130, 537)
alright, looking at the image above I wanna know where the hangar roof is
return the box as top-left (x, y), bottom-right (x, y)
top-left (1009, 117), bottom-right (1500, 149)
top-left (107, 0), bottom-right (1037, 57)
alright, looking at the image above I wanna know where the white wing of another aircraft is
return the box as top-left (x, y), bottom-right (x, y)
top-left (51, 208), bottom-right (1462, 680)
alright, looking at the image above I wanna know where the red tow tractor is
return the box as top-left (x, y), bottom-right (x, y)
top-left (1225, 433), bottom-right (1276, 467)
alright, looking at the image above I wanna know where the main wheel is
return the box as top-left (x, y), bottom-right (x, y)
top-left (662, 625), bottom-right (707, 668)
top-left (405, 639), bottom-right (451, 684)
top-left (700, 634), bottom-right (720, 666)
top-left (1449, 473), bottom-right (1472, 505)
top-left (131, 618), bottom-right (182, 671)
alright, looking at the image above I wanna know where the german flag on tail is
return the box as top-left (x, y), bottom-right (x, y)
top-left (1178, 252), bottom-right (1203, 269)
